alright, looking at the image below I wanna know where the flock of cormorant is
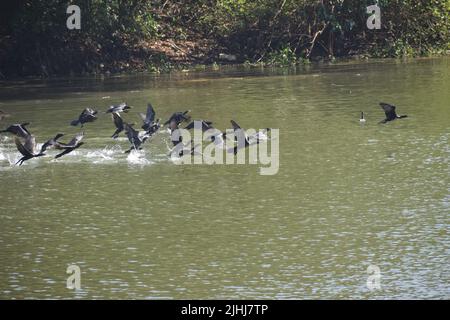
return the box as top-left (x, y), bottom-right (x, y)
top-left (0, 101), bottom-right (407, 166)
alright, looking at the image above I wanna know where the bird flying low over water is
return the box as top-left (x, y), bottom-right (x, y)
top-left (140, 103), bottom-right (161, 135)
top-left (14, 135), bottom-right (46, 165)
top-left (106, 102), bottom-right (132, 114)
top-left (70, 108), bottom-right (98, 127)
top-left (164, 110), bottom-right (191, 127)
top-left (228, 120), bottom-right (270, 154)
top-left (40, 133), bottom-right (65, 153)
top-left (0, 122), bottom-right (31, 138)
top-left (54, 132), bottom-right (85, 159)
top-left (0, 110), bottom-right (11, 121)
top-left (111, 112), bottom-right (124, 139)
top-left (379, 102), bottom-right (408, 124)
top-left (184, 119), bottom-right (227, 147)
top-left (124, 123), bottom-right (149, 153)
top-left (184, 120), bottom-right (214, 132)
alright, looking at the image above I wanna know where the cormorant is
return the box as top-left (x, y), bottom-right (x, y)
top-left (124, 123), bottom-right (149, 153)
top-left (228, 120), bottom-right (270, 154)
top-left (379, 102), bottom-right (408, 124)
top-left (54, 132), bottom-right (85, 159)
top-left (140, 103), bottom-right (161, 135)
top-left (70, 108), bottom-right (98, 127)
top-left (184, 120), bottom-right (213, 132)
top-left (111, 112), bottom-right (124, 139)
top-left (41, 133), bottom-right (65, 152)
top-left (164, 110), bottom-right (191, 127)
top-left (106, 102), bottom-right (132, 114)
top-left (14, 135), bottom-right (45, 165)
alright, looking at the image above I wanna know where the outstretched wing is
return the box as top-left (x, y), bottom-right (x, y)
top-left (14, 137), bottom-right (32, 157)
top-left (144, 104), bottom-right (155, 124)
top-left (380, 102), bottom-right (397, 120)
top-left (67, 132), bottom-right (84, 147)
top-left (230, 120), bottom-right (242, 130)
top-left (55, 148), bottom-right (74, 159)
top-left (112, 112), bottom-right (123, 129)
top-left (230, 120), bottom-right (247, 143)
top-left (24, 135), bottom-right (37, 154)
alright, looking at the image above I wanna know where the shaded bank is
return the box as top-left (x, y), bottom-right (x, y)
top-left (0, 1), bottom-right (449, 78)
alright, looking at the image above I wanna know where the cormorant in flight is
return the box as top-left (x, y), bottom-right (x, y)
top-left (54, 132), bottom-right (85, 159)
top-left (70, 108), bottom-right (98, 127)
top-left (379, 102), bottom-right (408, 124)
top-left (14, 135), bottom-right (45, 165)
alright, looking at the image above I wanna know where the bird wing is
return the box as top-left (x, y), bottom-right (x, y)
top-left (380, 102), bottom-right (397, 120)
top-left (14, 137), bottom-right (32, 157)
top-left (20, 123), bottom-right (31, 136)
top-left (112, 112), bottom-right (123, 129)
top-left (184, 121), bottom-right (195, 130)
top-left (24, 135), bottom-right (37, 154)
top-left (230, 120), bottom-right (248, 142)
top-left (145, 104), bottom-right (156, 123)
top-left (55, 148), bottom-right (74, 159)
top-left (67, 132), bottom-right (84, 147)
top-left (230, 120), bottom-right (242, 130)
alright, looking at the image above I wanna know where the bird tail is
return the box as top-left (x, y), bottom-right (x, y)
top-left (70, 119), bottom-right (80, 126)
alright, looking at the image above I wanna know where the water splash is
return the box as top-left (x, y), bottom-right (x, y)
top-left (126, 149), bottom-right (152, 166)
top-left (86, 146), bottom-right (121, 164)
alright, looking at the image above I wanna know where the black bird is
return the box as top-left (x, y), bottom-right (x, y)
top-left (169, 117), bottom-right (188, 146)
top-left (111, 112), bottom-right (124, 139)
top-left (55, 132), bottom-right (85, 159)
top-left (0, 123), bottom-right (31, 138)
top-left (106, 102), bottom-right (132, 114)
top-left (164, 110), bottom-right (191, 127)
top-left (379, 102), bottom-right (408, 124)
top-left (184, 120), bottom-right (213, 132)
top-left (140, 103), bottom-right (161, 135)
top-left (0, 110), bottom-right (10, 121)
top-left (184, 119), bottom-right (226, 145)
top-left (228, 120), bottom-right (270, 154)
top-left (14, 135), bottom-right (45, 166)
top-left (229, 120), bottom-right (250, 154)
top-left (70, 108), bottom-right (98, 127)
top-left (41, 133), bottom-right (65, 153)
top-left (124, 123), bottom-right (149, 153)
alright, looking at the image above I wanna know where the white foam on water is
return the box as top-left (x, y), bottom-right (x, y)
top-left (126, 149), bottom-right (152, 166)
top-left (85, 146), bottom-right (122, 164)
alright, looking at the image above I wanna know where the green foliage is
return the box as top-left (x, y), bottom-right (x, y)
top-left (0, 0), bottom-right (448, 77)
top-left (266, 46), bottom-right (297, 66)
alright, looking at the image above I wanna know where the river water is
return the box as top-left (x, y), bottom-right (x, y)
top-left (0, 57), bottom-right (448, 299)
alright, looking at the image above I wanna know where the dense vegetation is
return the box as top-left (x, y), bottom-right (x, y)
top-left (0, 0), bottom-right (449, 77)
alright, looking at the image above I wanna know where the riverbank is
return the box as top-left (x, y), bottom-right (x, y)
top-left (1, 1), bottom-right (449, 79)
